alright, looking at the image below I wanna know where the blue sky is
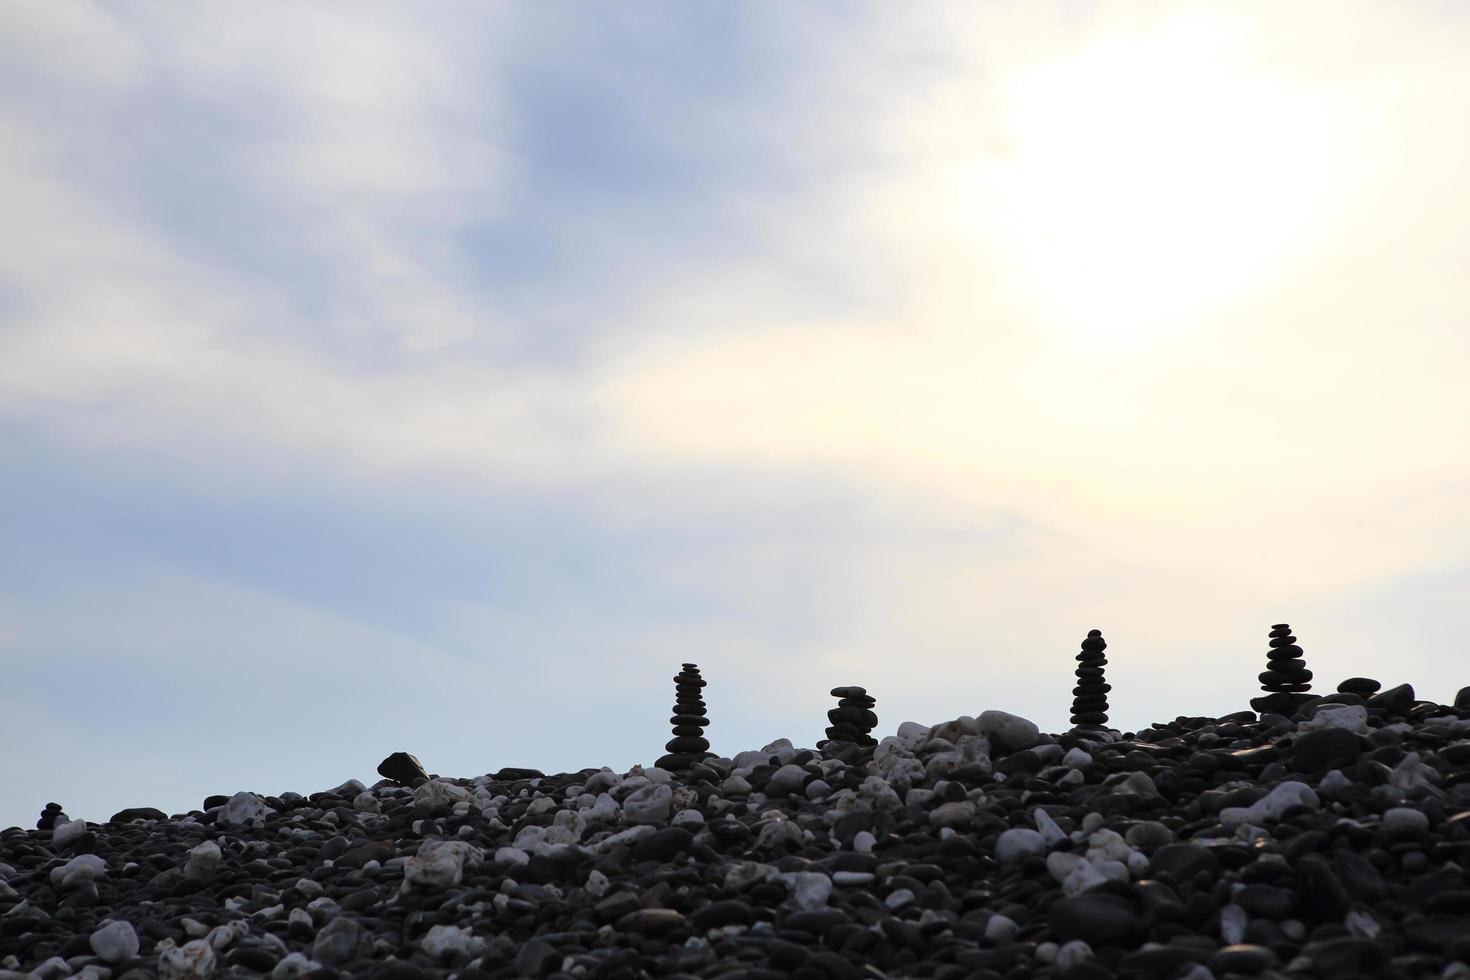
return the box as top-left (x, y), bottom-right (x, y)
top-left (3, 2), bottom-right (1470, 828)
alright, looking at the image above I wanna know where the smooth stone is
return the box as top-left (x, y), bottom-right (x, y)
top-left (978, 710), bottom-right (1041, 751)
top-left (420, 924), bottom-right (482, 961)
top-left (90, 921), bottom-right (140, 963)
top-left (1456, 686), bottom-right (1470, 709)
top-left (1048, 893), bottom-right (1143, 945)
top-left (691, 900), bottom-right (754, 929)
top-left (995, 828), bottom-right (1047, 863)
top-left (766, 764), bottom-right (810, 797)
top-left (1338, 676), bottom-right (1382, 694)
top-left (376, 751), bottom-right (428, 785)
top-left (632, 826), bottom-right (694, 862)
top-left (615, 908), bottom-right (688, 936)
top-left (1367, 683), bottom-right (1415, 714)
top-left (312, 917), bottom-right (368, 966)
top-left (1383, 806), bottom-right (1429, 836)
top-left (492, 766), bottom-right (545, 780)
top-left (1299, 704), bottom-right (1370, 734)
top-left (1209, 944), bottom-right (1278, 975)
top-left (51, 817), bottom-right (88, 849)
top-left (1293, 727), bottom-right (1363, 772)
top-left (185, 840), bottom-right (222, 879)
top-left (1150, 843), bottom-right (1218, 880)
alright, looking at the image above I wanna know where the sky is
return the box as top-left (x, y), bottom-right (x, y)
top-left (2, 2), bottom-right (1469, 829)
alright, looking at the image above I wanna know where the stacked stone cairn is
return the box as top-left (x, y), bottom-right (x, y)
top-left (1250, 622), bottom-right (1315, 716)
top-left (1070, 629), bottom-right (1111, 728)
top-left (656, 663), bottom-right (712, 771)
top-left (822, 686), bottom-right (878, 747)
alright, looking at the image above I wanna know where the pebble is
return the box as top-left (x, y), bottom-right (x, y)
top-left (622, 782), bottom-right (673, 824)
top-left (159, 940), bottom-right (216, 980)
top-left (978, 709), bottom-right (1041, 752)
top-left (996, 827), bottom-right (1047, 863)
top-left (89, 920), bottom-right (139, 963)
top-left (50, 817), bottom-right (88, 849)
top-left (185, 840), bottom-right (222, 878)
top-left (1383, 806), bottom-right (1429, 835)
top-left (375, 751), bottom-right (427, 785)
top-left (5, 671), bottom-right (1470, 978)
top-left (218, 791), bottom-right (271, 828)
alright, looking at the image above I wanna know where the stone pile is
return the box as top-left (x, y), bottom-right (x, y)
top-left (1070, 629), bottom-right (1110, 728)
top-left (822, 685), bottom-right (878, 747)
top-left (655, 663), bottom-right (712, 772)
top-left (1250, 622), bottom-right (1316, 716)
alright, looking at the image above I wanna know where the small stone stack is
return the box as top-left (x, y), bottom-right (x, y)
top-left (36, 803), bottom-right (65, 831)
top-left (656, 663), bottom-right (712, 772)
top-left (1250, 623), bottom-right (1315, 716)
top-left (823, 686), bottom-right (878, 746)
top-left (1071, 629), bottom-right (1110, 727)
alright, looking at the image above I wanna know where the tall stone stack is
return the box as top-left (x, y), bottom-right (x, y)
top-left (823, 686), bottom-right (878, 747)
top-left (1250, 623), bottom-right (1315, 716)
top-left (656, 663), bottom-right (713, 772)
top-left (1071, 629), bottom-right (1110, 727)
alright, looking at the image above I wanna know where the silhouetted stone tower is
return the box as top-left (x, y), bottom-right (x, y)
top-left (823, 686), bottom-right (878, 746)
top-left (656, 663), bottom-right (712, 771)
top-left (1250, 623), bottom-right (1315, 716)
top-left (1071, 629), bottom-right (1110, 727)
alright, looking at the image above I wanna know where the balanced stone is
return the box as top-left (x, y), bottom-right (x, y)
top-left (377, 752), bottom-right (428, 786)
top-left (1250, 623), bottom-right (1315, 716)
top-left (1071, 629), bottom-right (1110, 727)
top-left (821, 685), bottom-right (878, 747)
top-left (656, 663), bottom-right (713, 771)
top-left (1338, 677), bottom-right (1382, 696)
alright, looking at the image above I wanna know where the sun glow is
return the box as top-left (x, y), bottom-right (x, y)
top-left (961, 15), bottom-right (1351, 351)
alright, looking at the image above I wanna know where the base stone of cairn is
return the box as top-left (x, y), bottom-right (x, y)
top-left (1249, 623), bottom-right (1316, 716)
top-left (820, 686), bottom-right (878, 748)
top-left (656, 663), bottom-right (713, 772)
top-left (1071, 629), bottom-right (1111, 728)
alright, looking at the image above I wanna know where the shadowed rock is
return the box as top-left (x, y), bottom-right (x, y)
top-left (377, 752), bottom-right (428, 786)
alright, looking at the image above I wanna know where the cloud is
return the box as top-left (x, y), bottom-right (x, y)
top-left (2, 2), bottom-right (1470, 826)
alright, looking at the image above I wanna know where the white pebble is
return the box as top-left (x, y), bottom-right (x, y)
top-left (270, 953), bottom-right (321, 980)
top-left (159, 939), bottom-right (216, 980)
top-left (1056, 940), bottom-right (1093, 970)
top-left (186, 841), bottom-right (221, 879)
top-left (995, 828), bottom-right (1046, 863)
top-left (89, 920), bottom-right (139, 963)
top-left (1383, 807), bottom-right (1429, 835)
top-left (51, 818), bottom-right (88, 849)
top-left (985, 914), bottom-right (1018, 942)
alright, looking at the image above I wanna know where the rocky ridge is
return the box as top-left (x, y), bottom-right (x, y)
top-left (6, 693), bottom-right (1470, 980)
